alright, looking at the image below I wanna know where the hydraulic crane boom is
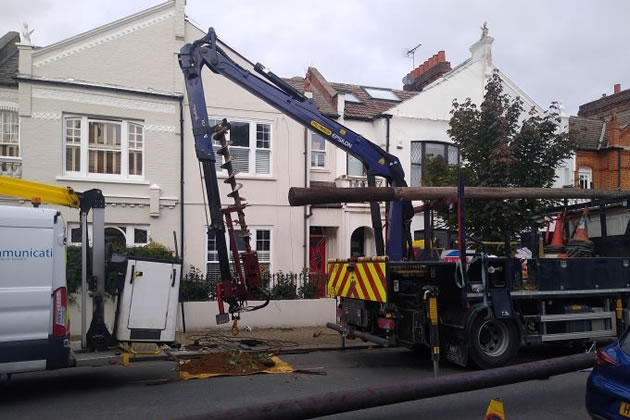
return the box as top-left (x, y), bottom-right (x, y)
top-left (179, 28), bottom-right (413, 263)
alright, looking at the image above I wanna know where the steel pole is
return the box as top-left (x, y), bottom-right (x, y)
top-left (80, 211), bottom-right (88, 349)
top-left (288, 186), bottom-right (630, 206)
top-left (178, 352), bottom-right (594, 420)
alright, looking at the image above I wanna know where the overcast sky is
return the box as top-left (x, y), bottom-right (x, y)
top-left (2, 0), bottom-right (628, 115)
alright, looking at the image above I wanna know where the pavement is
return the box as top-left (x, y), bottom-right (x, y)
top-left (177, 325), bottom-right (369, 353)
top-left (70, 326), bottom-right (369, 361)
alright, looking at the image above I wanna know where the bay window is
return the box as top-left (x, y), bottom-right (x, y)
top-left (208, 117), bottom-right (272, 176)
top-left (64, 115), bottom-right (144, 179)
top-left (206, 227), bottom-right (272, 280)
top-left (0, 110), bottom-right (19, 157)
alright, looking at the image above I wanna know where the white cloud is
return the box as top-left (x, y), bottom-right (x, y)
top-left (1, 0), bottom-right (628, 114)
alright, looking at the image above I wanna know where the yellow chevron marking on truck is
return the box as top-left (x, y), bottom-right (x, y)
top-left (327, 260), bottom-right (387, 303)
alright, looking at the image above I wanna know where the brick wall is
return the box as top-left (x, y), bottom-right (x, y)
top-left (576, 149), bottom-right (630, 189)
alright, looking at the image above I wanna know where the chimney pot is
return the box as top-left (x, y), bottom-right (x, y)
top-left (614, 83), bottom-right (621, 94)
top-left (437, 50), bottom-right (446, 62)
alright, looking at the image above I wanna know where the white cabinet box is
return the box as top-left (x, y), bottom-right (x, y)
top-left (114, 258), bottom-right (181, 343)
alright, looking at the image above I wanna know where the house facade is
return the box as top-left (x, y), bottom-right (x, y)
top-left (0, 0), bottom-right (306, 280)
top-left (288, 26), bottom-right (564, 273)
top-left (1, 3), bottom-right (568, 283)
top-left (570, 84), bottom-right (630, 190)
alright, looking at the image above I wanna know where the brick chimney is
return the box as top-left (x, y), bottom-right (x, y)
top-left (614, 83), bottom-right (621, 95)
top-left (608, 109), bottom-right (622, 146)
top-left (403, 50), bottom-right (451, 92)
top-left (305, 67), bottom-right (336, 103)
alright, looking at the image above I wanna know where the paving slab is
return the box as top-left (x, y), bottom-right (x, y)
top-left (178, 325), bottom-right (372, 353)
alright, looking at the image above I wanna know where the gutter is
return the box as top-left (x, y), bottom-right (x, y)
top-left (16, 74), bottom-right (183, 100)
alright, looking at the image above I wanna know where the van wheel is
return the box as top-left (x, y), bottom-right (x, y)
top-left (469, 316), bottom-right (519, 369)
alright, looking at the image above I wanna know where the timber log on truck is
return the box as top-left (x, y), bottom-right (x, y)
top-left (179, 28), bottom-right (630, 369)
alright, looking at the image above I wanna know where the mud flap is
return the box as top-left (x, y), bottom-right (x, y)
top-left (442, 326), bottom-right (468, 367)
top-left (490, 289), bottom-right (514, 319)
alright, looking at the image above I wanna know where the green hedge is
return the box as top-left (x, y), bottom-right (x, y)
top-left (66, 242), bottom-right (174, 295)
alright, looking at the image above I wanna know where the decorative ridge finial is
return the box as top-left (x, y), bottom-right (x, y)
top-left (21, 22), bottom-right (34, 45)
top-left (481, 22), bottom-right (489, 39)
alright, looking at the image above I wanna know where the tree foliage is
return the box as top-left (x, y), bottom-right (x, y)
top-left (425, 70), bottom-right (575, 241)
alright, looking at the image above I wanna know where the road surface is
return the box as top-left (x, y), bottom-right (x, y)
top-left (0, 346), bottom-right (590, 419)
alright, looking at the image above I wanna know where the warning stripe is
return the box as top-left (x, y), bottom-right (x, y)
top-left (330, 264), bottom-right (345, 292)
top-left (327, 261), bottom-right (387, 303)
top-left (340, 270), bottom-right (353, 296)
top-left (354, 269), bottom-right (370, 300)
top-left (368, 263), bottom-right (387, 300)
top-left (356, 263), bottom-right (378, 301)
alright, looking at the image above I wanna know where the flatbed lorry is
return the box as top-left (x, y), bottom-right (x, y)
top-left (180, 28), bottom-right (630, 369)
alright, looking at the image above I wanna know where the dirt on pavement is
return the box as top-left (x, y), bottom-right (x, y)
top-left (179, 351), bottom-right (275, 376)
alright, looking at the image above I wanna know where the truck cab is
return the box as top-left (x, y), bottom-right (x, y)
top-left (0, 205), bottom-right (71, 374)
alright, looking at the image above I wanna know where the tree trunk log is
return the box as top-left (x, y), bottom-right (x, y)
top-left (288, 186), bottom-right (630, 206)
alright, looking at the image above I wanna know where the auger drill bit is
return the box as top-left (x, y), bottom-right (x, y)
top-left (213, 119), bottom-right (251, 244)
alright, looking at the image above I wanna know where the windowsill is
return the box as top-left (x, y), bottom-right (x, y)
top-left (56, 175), bottom-right (150, 185)
top-left (217, 174), bottom-right (277, 181)
top-left (310, 168), bottom-right (330, 173)
top-left (0, 156), bottom-right (22, 161)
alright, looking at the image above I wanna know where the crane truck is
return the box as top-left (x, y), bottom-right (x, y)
top-left (179, 28), bottom-right (630, 369)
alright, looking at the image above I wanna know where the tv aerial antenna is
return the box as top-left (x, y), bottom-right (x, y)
top-left (405, 42), bottom-right (422, 68)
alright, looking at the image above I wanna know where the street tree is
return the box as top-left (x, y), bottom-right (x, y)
top-left (424, 70), bottom-right (575, 242)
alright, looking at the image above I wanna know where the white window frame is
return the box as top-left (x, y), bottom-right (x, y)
top-left (0, 109), bottom-right (20, 158)
top-left (67, 223), bottom-right (150, 247)
top-left (310, 131), bottom-right (326, 169)
top-left (209, 116), bottom-right (272, 177)
top-left (578, 167), bottom-right (593, 189)
top-left (205, 226), bottom-right (273, 277)
top-left (63, 115), bottom-right (145, 181)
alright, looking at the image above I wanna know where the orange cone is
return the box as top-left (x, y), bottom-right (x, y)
top-left (550, 211), bottom-right (566, 247)
top-left (573, 208), bottom-right (589, 242)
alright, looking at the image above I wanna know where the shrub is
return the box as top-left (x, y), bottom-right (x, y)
top-left (65, 241), bottom-right (175, 296)
top-left (179, 265), bottom-right (214, 302)
top-left (270, 271), bottom-right (298, 300)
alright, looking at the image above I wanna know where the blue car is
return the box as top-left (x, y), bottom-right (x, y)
top-left (586, 327), bottom-right (630, 419)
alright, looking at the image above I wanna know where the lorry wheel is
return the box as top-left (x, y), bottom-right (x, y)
top-left (469, 316), bottom-right (519, 369)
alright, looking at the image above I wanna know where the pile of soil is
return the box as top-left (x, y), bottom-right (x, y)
top-left (179, 352), bottom-right (274, 376)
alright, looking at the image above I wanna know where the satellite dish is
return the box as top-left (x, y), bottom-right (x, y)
top-left (402, 75), bottom-right (414, 86)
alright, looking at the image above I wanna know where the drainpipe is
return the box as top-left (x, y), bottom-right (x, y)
top-left (384, 115), bottom-right (392, 249)
top-left (385, 115), bottom-right (391, 153)
top-left (179, 98), bottom-right (185, 265)
top-left (303, 127), bottom-right (311, 269)
top-left (618, 148), bottom-right (622, 190)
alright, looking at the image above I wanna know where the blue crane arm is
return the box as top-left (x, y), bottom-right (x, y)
top-left (179, 28), bottom-right (411, 261)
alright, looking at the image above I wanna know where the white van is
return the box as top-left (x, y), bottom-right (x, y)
top-left (0, 205), bottom-right (70, 374)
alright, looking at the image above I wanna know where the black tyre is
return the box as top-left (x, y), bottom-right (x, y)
top-left (468, 316), bottom-right (519, 369)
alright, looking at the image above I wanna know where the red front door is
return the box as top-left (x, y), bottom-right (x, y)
top-left (309, 235), bottom-right (327, 298)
